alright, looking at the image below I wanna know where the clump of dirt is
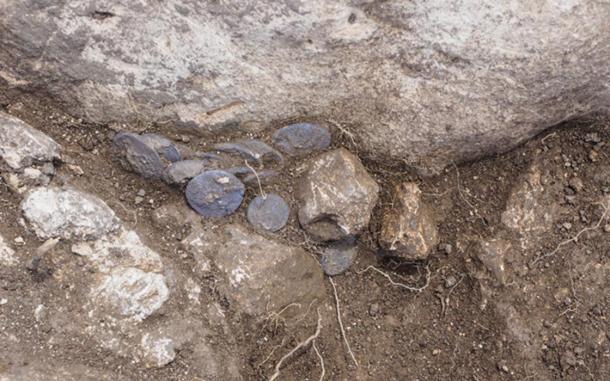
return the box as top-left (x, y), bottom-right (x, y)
top-left (1, 93), bottom-right (609, 380)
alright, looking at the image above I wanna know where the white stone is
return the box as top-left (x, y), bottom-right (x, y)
top-left (0, 112), bottom-right (61, 170)
top-left (0, 234), bottom-right (17, 266)
top-left (22, 187), bottom-right (120, 240)
top-left (140, 333), bottom-right (176, 368)
top-left (92, 267), bottom-right (169, 321)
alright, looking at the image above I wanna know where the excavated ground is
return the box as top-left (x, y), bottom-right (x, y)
top-left (1, 94), bottom-right (609, 380)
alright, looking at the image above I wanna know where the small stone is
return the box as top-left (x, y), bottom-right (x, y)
top-left (369, 303), bottom-right (380, 316)
top-left (68, 164), bottom-right (84, 176)
top-left (584, 132), bottom-right (601, 143)
top-left (162, 159), bottom-right (208, 184)
top-left (297, 148), bottom-right (379, 241)
top-left (139, 133), bottom-right (181, 162)
top-left (21, 187), bottom-right (121, 240)
top-left (589, 150), bottom-right (599, 162)
top-left (92, 267), bottom-right (169, 321)
top-left (568, 176), bottom-right (585, 193)
top-left (185, 170), bottom-right (245, 218)
top-left (475, 238), bottom-right (512, 285)
top-left (135, 196), bottom-right (144, 205)
top-left (0, 112), bottom-right (61, 170)
top-left (0, 234), bottom-right (17, 266)
top-left (137, 189), bottom-right (146, 197)
top-left (113, 132), bottom-right (164, 178)
top-left (273, 123), bottom-right (332, 156)
top-left (432, 349), bottom-right (441, 355)
top-left (560, 350), bottom-right (577, 370)
top-left (214, 140), bottom-right (283, 166)
top-left (443, 244), bottom-right (453, 255)
top-left (140, 334), bottom-right (176, 368)
top-left (444, 275), bottom-right (458, 288)
top-left (320, 239), bottom-right (358, 276)
top-left (562, 222), bottom-right (572, 230)
top-left (497, 360), bottom-right (509, 373)
top-left (379, 182), bottom-right (438, 260)
top-left (14, 236), bottom-right (24, 245)
top-left (246, 194), bottom-right (290, 232)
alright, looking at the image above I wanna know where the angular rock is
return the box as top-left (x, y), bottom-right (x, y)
top-left (162, 159), bottom-right (208, 184)
top-left (139, 133), bottom-right (181, 162)
top-left (246, 193), bottom-right (290, 232)
top-left (92, 267), bottom-right (169, 321)
top-left (190, 224), bottom-right (325, 316)
top-left (474, 238), bottom-right (512, 286)
top-left (112, 132), bottom-right (164, 178)
top-left (273, 123), bottom-right (332, 156)
top-left (297, 148), bottom-right (379, 241)
top-left (379, 182), bottom-right (438, 260)
top-left (72, 229), bottom-right (169, 321)
top-left (501, 163), bottom-right (561, 248)
top-left (21, 187), bottom-right (120, 240)
top-left (185, 170), bottom-right (245, 217)
top-left (214, 140), bottom-right (283, 166)
top-left (0, 234), bottom-right (17, 266)
top-left (0, 112), bottom-right (61, 170)
top-left (320, 239), bottom-right (358, 276)
top-left (71, 229), bottom-right (164, 273)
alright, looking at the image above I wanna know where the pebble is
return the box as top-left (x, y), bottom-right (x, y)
top-left (113, 132), bottom-right (164, 178)
top-left (444, 275), bottom-right (458, 288)
top-left (369, 303), bottom-right (380, 316)
top-left (319, 239), bottom-right (358, 276)
top-left (246, 194), bottom-right (290, 232)
top-left (568, 176), bottom-right (584, 193)
top-left (137, 189), bottom-right (146, 197)
top-left (273, 123), bottom-right (331, 156)
top-left (213, 140), bottom-right (283, 166)
top-left (185, 170), bottom-right (245, 217)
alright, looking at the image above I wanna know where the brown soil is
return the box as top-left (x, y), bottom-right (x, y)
top-left (1, 94), bottom-right (609, 380)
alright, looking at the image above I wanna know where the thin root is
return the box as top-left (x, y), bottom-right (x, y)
top-left (244, 159), bottom-right (266, 199)
top-left (357, 265), bottom-right (431, 293)
top-left (268, 308), bottom-right (323, 381)
top-left (312, 340), bottom-right (325, 381)
top-left (329, 277), bottom-right (359, 367)
top-left (531, 203), bottom-right (608, 265)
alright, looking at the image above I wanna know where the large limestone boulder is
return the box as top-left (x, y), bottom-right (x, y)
top-left (1, 1), bottom-right (609, 172)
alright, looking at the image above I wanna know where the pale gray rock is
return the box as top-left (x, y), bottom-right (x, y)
top-left (379, 182), bottom-right (439, 260)
top-left (91, 267), bottom-right (169, 321)
top-left (0, 234), bottom-right (17, 266)
top-left (474, 238), bottom-right (513, 286)
top-left (188, 224), bottom-right (325, 316)
top-left (297, 148), bottom-right (379, 241)
top-left (501, 162), bottom-right (562, 249)
top-left (21, 187), bottom-right (120, 240)
top-left (72, 228), bottom-right (169, 321)
top-left (1, 1), bottom-right (609, 173)
top-left (140, 333), bottom-right (176, 368)
top-left (0, 112), bottom-right (61, 170)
